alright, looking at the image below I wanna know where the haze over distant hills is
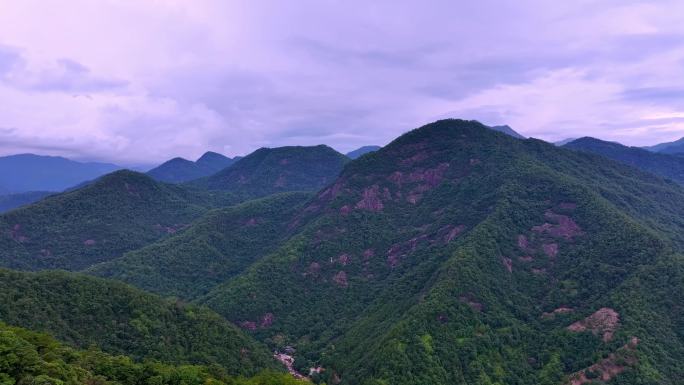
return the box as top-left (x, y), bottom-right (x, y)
top-left (0, 191), bottom-right (54, 213)
top-left (644, 136), bottom-right (684, 155)
top-left (564, 137), bottom-right (684, 185)
top-left (0, 153), bottom-right (121, 193)
top-left (488, 124), bottom-right (526, 139)
top-left (346, 145), bottom-right (381, 159)
top-left (554, 138), bottom-right (577, 146)
top-left (147, 151), bottom-right (240, 183)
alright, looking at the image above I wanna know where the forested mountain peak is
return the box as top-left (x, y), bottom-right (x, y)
top-left (196, 151), bottom-right (233, 165)
top-left (198, 144), bottom-right (349, 198)
top-left (0, 170), bottom-right (230, 271)
top-left (199, 119), bottom-right (684, 385)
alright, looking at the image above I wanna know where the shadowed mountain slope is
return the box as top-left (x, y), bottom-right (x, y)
top-left (87, 192), bottom-right (313, 298)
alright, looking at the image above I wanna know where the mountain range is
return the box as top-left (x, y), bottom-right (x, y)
top-left (194, 145), bottom-right (350, 199)
top-left (346, 146), bottom-right (382, 159)
top-left (1, 120), bottom-right (683, 385)
top-left (488, 124), bottom-right (525, 139)
top-left (0, 154), bottom-right (122, 194)
top-left (563, 137), bottom-right (684, 185)
top-left (147, 151), bottom-right (240, 183)
top-left (644, 136), bottom-right (684, 155)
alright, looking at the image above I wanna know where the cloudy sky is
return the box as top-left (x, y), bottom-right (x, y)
top-left (1, 0), bottom-right (684, 165)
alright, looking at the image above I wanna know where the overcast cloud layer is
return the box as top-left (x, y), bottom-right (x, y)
top-left (1, 0), bottom-right (684, 164)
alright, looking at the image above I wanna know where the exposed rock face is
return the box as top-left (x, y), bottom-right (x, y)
top-left (355, 185), bottom-right (385, 212)
top-left (532, 210), bottom-right (582, 240)
top-left (501, 257), bottom-right (513, 273)
top-left (567, 337), bottom-right (639, 385)
top-left (386, 234), bottom-right (429, 267)
top-left (337, 253), bottom-right (351, 266)
top-left (541, 307), bottom-right (574, 319)
top-left (567, 307), bottom-right (620, 342)
top-left (542, 243), bottom-right (559, 258)
top-left (333, 271), bottom-right (349, 287)
top-left (459, 294), bottom-right (484, 312)
top-left (444, 225), bottom-right (466, 243)
top-left (260, 313), bottom-right (274, 328)
top-left (10, 224), bottom-right (29, 242)
top-left (274, 352), bottom-right (307, 379)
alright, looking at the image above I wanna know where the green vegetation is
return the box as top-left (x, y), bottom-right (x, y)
top-left (0, 268), bottom-right (277, 375)
top-left (0, 170), bottom-right (238, 271)
top-left (564, 137), bottom-right (684, 185)
top-left (194, 145), bottom-right (349, 199)
top-left (5, 120), bottom-right (684, 385)
top-left (87, 192), bottom-right (313, 298)
top-left (197, 120), bottom-right (684, 384)
top-left (0, 322), bottom-right (304, 385)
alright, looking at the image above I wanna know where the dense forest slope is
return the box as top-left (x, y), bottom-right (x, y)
top-left (88, 192), bottom-right (313, 298)
top-left (195, 145), bottom-right (349, 199)
top-left (564, 137), bottom-right (684, 184)
top-left (0, 322), bottom-right (303, 385)
top-left (0, 268), bottom-right (277, 375)
top-left (0, 170), bottom-right (236, 271)
top-left (198, 120), bottom-right (684, 385)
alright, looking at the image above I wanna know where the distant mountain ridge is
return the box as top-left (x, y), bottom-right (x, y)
top-left (644, 136), bottom-right (684, 155)
top-left (0, 191), bottom-right (54, 213)
top-left (195, 145), bottom-right (349, 199)
top-left (147, 151), bottom-right (240, 183)
top-left (563, 137), bottom-right (684, 185)
top-left (0, 153), bottom-right (121, 193)
top-left (554, 138), bottom-right (577, 146)
top-left (346, 145), bottom-right (381, 159)
top-left (488, 124), bottom-right (525, 139)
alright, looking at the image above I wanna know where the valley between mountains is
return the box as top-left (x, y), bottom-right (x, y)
top-left (1, 120), bottom-right (683, 385)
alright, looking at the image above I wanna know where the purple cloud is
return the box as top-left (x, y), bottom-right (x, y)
top-left (0, 0), bottom-right (683, 164)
